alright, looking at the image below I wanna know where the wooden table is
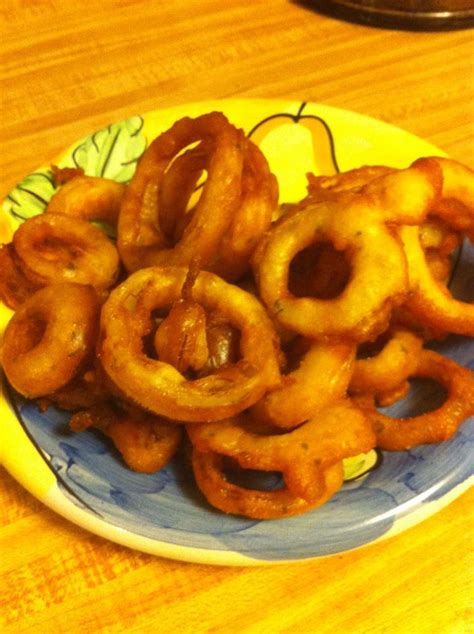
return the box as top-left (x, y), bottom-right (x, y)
top-left (1, 2), bottom-right (473, 632)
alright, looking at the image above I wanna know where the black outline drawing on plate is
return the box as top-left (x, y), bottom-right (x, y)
top-left (247, 102), bottom-right (340, 175)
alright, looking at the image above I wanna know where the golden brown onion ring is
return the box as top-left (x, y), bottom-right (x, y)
top-left (210, 138), bottom-right (278, 281)
top-left (12, 212), bottom-right (120, 291)
top-left (192, 449), bottom-right (343, 519)
top-left (251, 342), bottom-right (356, 429)
top-left (350, 328), bottom-right (423, 404)
top-left (157, 141), bottom-right (210, 243)
top-left (47, 172), bottom-right (126, 227)
top-left (414, 156), bottom-right (474, 240)
top-left (392, 158), bottom-right (473, 337)
top-left (187, 400), bottom-right (375, 502)
top-left (2, 283), bottom-right (100, 398)
top-left (0, 244), bottom-right (41, 309)
top-left (307, 165), bottom-right (395, 199)
top-left (117, 112), bottom-right (244, 272)
top-left (255, 162), bottom-right (443, 342)
top-left (254, 197), bottom-right (408, 342)
top-left (99, 266), bottom-right (281, 422)
top-left (355, 349), bottom-right (474, 451)
top-left (398, 224), bottom-right (474, 336)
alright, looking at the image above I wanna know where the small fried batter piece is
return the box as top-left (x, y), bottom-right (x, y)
top-left (70, 401), bottom-right (182, 473)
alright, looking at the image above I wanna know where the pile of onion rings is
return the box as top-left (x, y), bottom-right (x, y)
top-left (1, 111), bottom-right (473, 520)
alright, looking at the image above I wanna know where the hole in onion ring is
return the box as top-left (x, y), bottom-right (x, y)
top-left (139, 307), bottom-right (173, 360)
top-left (143, 301), bottom-right (244, 379)
top-left (447, 241), bottom-right (473, 303)
top-left (222, 457), bottom-right (285, 492)
top-left (288, 241), bottom-right (351, 299)
top-left (379, 377), bottom-right (448, 418)
top-left (356, 331), bottom-right (392, 360)
top-left (13, 313), bottom-right (47, 354)
top-left (280, 335), bottom-right (311, 373)
top-left (159, 142), bottom-right (210, 245)
top-left (29, 234), bottom-right (85, 273)
top-left (175, 170), bottom-right (208, 233)
top-left (197, 315), bottom-right (242, 377)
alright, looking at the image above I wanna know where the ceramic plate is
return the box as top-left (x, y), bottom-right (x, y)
top-left (1, 99), bottom-right (472, 566)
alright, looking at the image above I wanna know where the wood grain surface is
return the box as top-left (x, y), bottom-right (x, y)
top-left (1, 2), bottom-right (473, 633)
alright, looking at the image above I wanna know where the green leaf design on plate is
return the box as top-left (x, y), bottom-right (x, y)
top-left (68, 115), bottom-right (146, 182)
top-left (4, 170), bottom-right (56, 222)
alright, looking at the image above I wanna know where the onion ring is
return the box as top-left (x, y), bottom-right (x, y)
top-left (255, 162), bottom-right (443, 342)
top-left (254, 197), bottom-right (408, 342)
top-left (99, 266), bottom-right (281, 422)
top-left (0, 243), bottom-right (40, 309)
top-left (354, 349), bottom-right (474, 451)
top-left (392, 158), bottom-right (473, 336)
top-left (414, 156), bottom-right (474, 240)
top-left (2, 283), bottom-right (100, 398)
top-left (47, 172), bottom-right (126, 227)
top-left (187, 399), bottom-right (375, 502)
top-left (306, 164), bottom-right (395, 199)
top-left (251, 341), bottom-right (356, 428)
top-left (192, 449), bottom-right (343, 519)
top-left (210, 138), bottom-right (278, 281)
top-left (398, 224), bottom-right (474, 336)
top-left (117, 112), bottom-right (244, 272)
top-left (12, 212), bottom-right (120, 291)
top-left (350, 328), bottom-right (423, 404)
top-left (157, 141), bottom-right (210, 243)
